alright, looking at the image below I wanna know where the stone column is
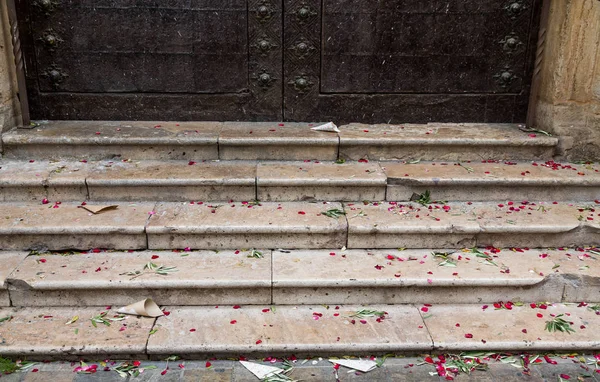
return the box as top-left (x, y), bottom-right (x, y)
top-left (0, 0), bottom-right (20, 135)
top-left (533, 0), bottom-right (600, 160)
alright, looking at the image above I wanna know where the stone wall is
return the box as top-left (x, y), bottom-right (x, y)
top-left (533, 0), bottom-right (600, 160)
top-left (0, 1), bottom-right (19, 134)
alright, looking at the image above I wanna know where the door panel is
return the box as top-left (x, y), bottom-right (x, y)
top-left (283, 0), bottom-right (540, 124)
top-left (16, 0), bottom-right (540, 123)
top-left (17, 0), bottom-right (282, 120)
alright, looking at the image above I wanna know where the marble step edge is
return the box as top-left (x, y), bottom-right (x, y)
top-left (2, 248), bottom-right (598, 307)
top-left (0, 303), bottom-right (597, 360)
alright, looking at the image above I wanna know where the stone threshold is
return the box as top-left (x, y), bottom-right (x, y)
top-left (1, 248), bottom-right (598, 307)
top-left (0, 303), bottom-right (597, 360)
top-left (1, 121), bottom-right (558, 161)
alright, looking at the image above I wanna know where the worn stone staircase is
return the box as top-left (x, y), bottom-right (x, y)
top-left (0, 121), bottom-right (598, 360)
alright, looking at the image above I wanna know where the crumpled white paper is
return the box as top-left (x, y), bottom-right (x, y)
top-left (311, 122), bottom-right (340, 133)
top-left (239, 361), bottom-right (285, 379)
top-left (329, 359), bottom-right (378, 372)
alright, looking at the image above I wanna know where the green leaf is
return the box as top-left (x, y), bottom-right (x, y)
top-left (0, 316), bottom-right (12, 323)
top-left (322, 209), bottom-right (346, 218)
top-left (247, 249), bottom-right (264, 259)
top-left (334, 159), bottom-right (346, 164)
top-left (350, 309), bottom-right (387, 319)
top-left (545, 314), bottom-right (575, 334)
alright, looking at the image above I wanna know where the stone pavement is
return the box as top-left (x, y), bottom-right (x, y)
top-left (1, 356), bottom-right (598, 381)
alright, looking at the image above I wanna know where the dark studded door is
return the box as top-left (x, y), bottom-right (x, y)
top-left (16, 0), bottom-right (541, 123)
top-left (16, 0), bottom-right (283, 121)
top-left (283, 0), bottom-right (541, 124)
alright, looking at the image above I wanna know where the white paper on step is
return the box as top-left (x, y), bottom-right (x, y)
top-left (116, 298), bottom-right (164, 317)
top-left (239, 361), bottom-right (285, 379)
top-left (328, 359), bottom-right (378, 372)
top-left (311, 122), bottom-right (340, 133)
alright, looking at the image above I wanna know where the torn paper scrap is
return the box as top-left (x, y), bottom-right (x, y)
top-left (239, 361), bottom-right (285, 379)
top-left (80, 205), bottom-right (119, 214)
top-left (117, 298), bottom-right (164, 317)
top-left (329, 359), bottom-right (378, 372)
top-left (311, 122), bottom-right (340, 133)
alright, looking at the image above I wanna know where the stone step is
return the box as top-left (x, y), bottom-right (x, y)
top-left (4, 248), bottom-right (597, 307)
top-left (345, 201), bottom-right (599, 248)
top-left (2, 121), bottom-right (557, 161)
top-left (0, 202), bottom-right (153, 251)
top-left (338, 123), bottom-right (558, 161)
top-left (384, 160), bottom-right (600, 202)
top-left (146, 201), bottom-right (347, 250)
top-left (0, 303), bottom-right (597, 359)
top-left (256, 161), bottom-right (387, 201)
top-left (0, 201), bottom-right (598, 250)
top-left (6, 250), bottom-right (272, 307)
top-left (3, 159), bottom-right (599, 203)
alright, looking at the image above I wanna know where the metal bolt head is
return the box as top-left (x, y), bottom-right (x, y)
top-left (501, 72), bottom-right (512, 81)
top-left (510, 2), bottom-right (521, 12)
top-left (298, 7), bottom-right (310, 18)
top-left (296, 78), bottom-right (308, 88)
top-left (297, 42), bottom-right (308, 51)
top-left (45, 35), bottom-right (57, 45)
top-left (259, 73), bottom-right (271, 83)
top-left (49, 69), bottom-right (61, 80)
top-left (259, 40), bottom-right (270, 50)
top-left (258, 5), bottom-right (269, 15)
top-left (506, 38), bottom-right (517, 48)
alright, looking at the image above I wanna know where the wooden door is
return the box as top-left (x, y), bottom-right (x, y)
top-left (283, 0), bottom-right (542, 124)
top-left (17, 0), bottom-right (283, 120)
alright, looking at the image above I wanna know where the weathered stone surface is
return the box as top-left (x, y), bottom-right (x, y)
top-left (537, 247), bottom-right (600, 302)
top-left (0, 251), bottom-right (28, 306)
top-left (147, 305), bottom-right (432, 357)
top-left (257, 161), bottom-right (386, 201)
top-left (86, 160), bottom-right (256, 202)
top-left (426, 303), bottom-right (600, 351)
top-left (147, 202), bottom-right (347, 249)
top-left (0, 0), bottom-right (19, 137)
top-left (0, 307), bottom-right (154, 359)
top-left (272, 249), bottom-right (562, 305)
top-left (533, 1), bottom-right (600, 161)
top-left (8, 250), bottom-right (271, 307)
top-left (345, 201), bottom-right (598, 249)
top-left (339, 124), bottom-right (557, 161)
top-left (0, 202), bottom-right (153, 250)
top-left (384, 161), bottom-right (600, 202)
top-left (473, 202), bottom-right (591, 248)
top-left (2, 121), bottom-right (221, 160)
top-left (345, 202), bottom-right (480, 248)
top-left (46, 161), bottom-right (91, 202)
top-left (219, 122), bottom-right (338, 160)
top-left (0, 160), bottom-right (53, 202)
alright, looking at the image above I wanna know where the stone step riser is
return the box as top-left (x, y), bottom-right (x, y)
top-left (1, 230), bottom-right (598, 251)
top-left (3, 248), bottom-right (597, 308)
top-left (1, 122), bottom-right (559, 162)
top-left (3, 183), bottom-right (599, 203)
top-left (4, 277), bottom-right (582, 307)
top-left (1, 201), bottom-right (598, 251)
top-left (4, 159), bottom-right (599, 203)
